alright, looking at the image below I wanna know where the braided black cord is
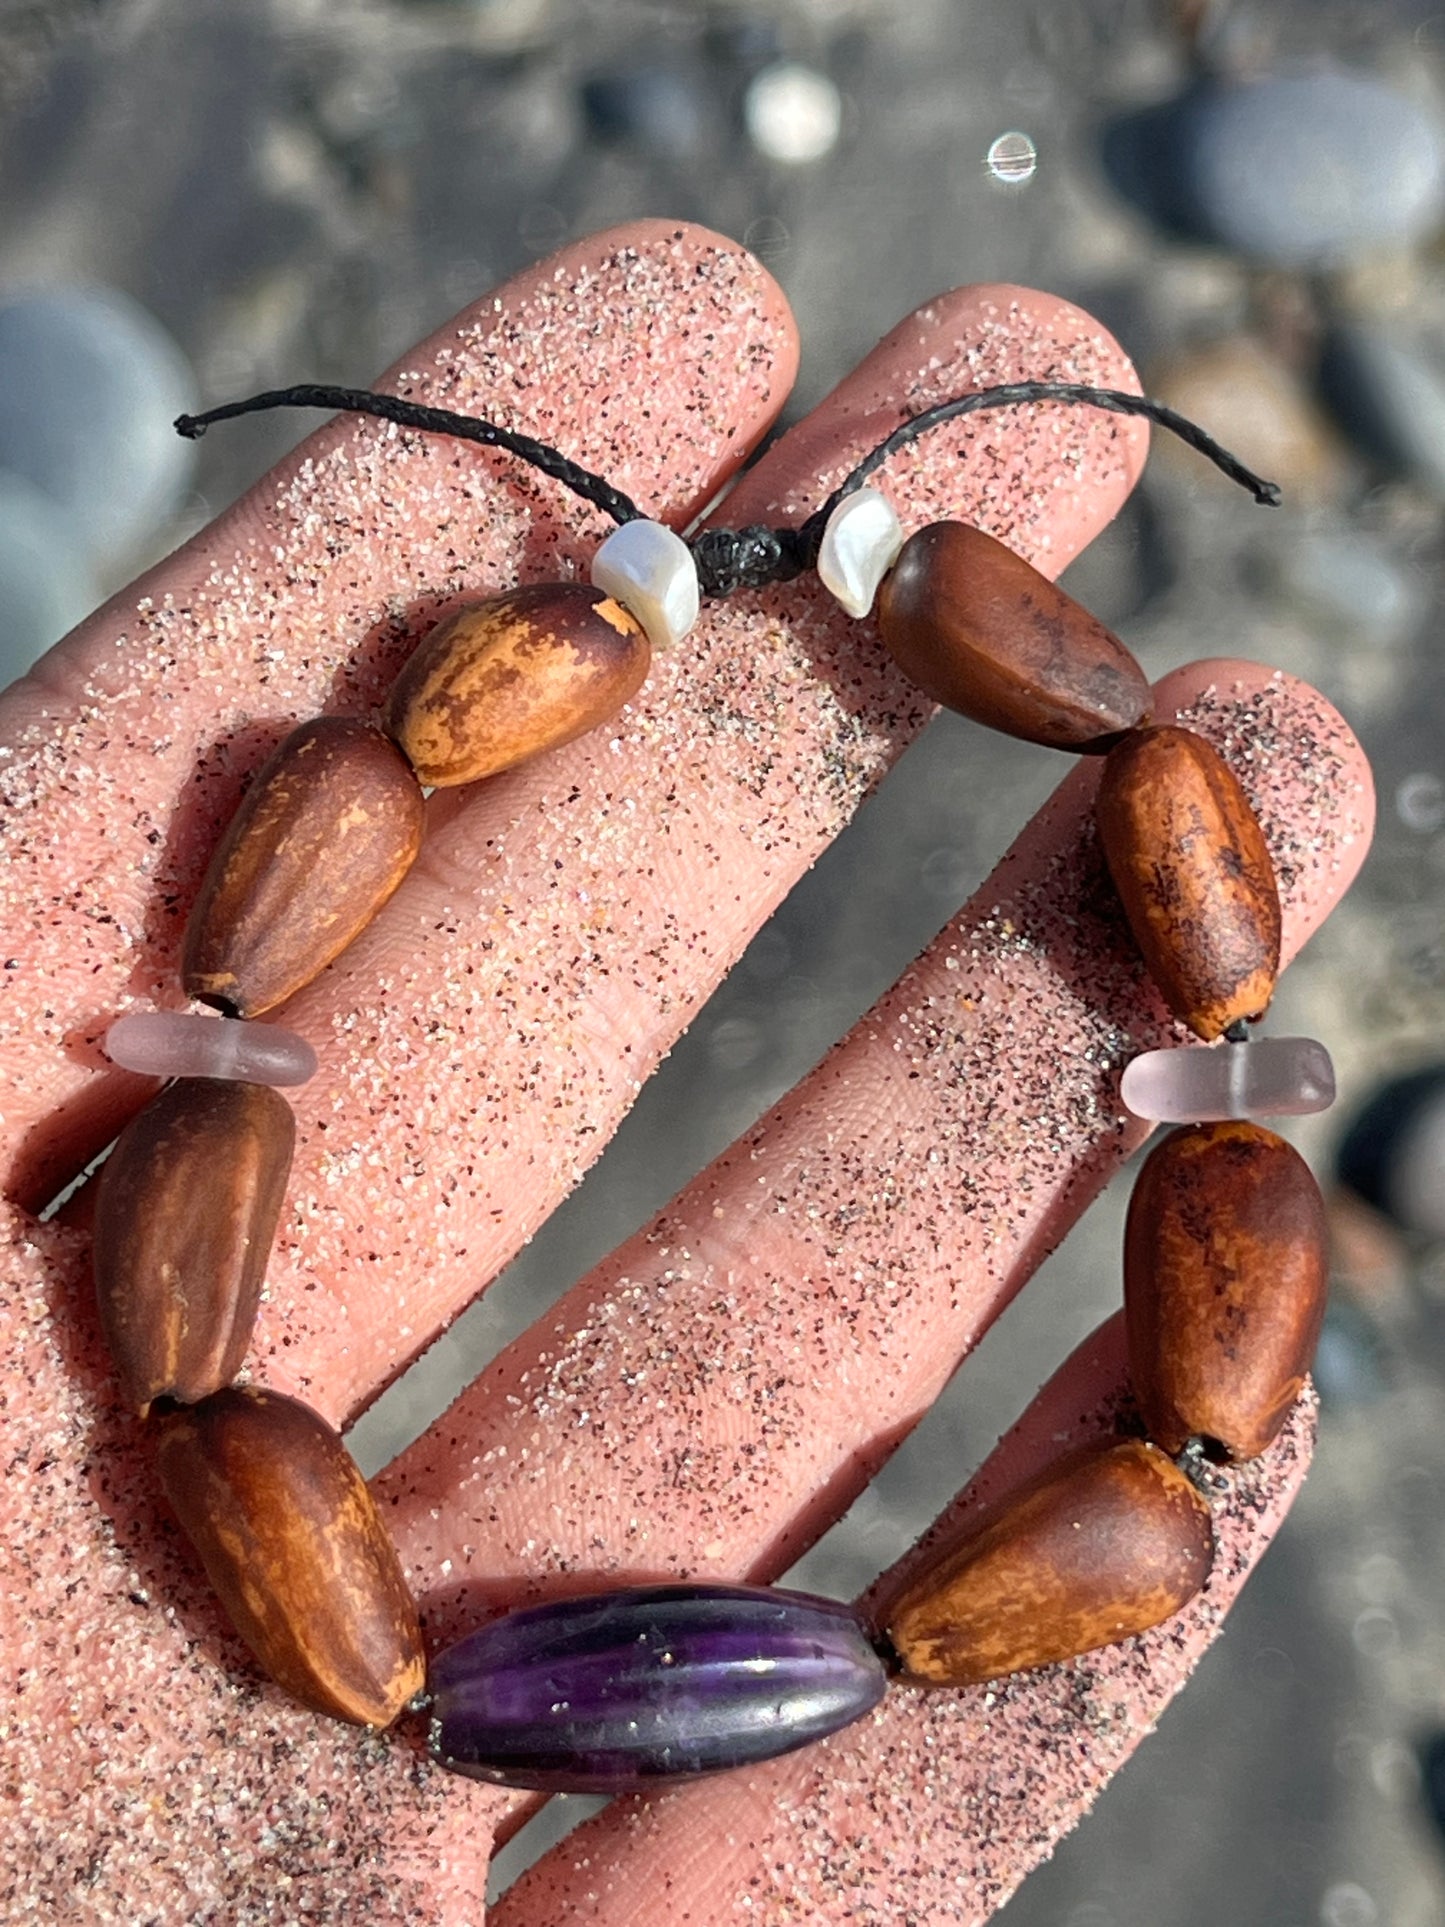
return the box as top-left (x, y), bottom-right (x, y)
top-left (175, 378), bottom-right (1279, 598)
top-left (176, 384), bottom-right (649, 530)
top-left (789, 381), bottom-right (1282, 571)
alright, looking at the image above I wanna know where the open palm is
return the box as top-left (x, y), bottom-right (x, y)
top-left (0, 221), bottom-right (1372, 1924)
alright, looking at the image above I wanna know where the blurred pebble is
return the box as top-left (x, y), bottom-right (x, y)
top-left (1255, 526), bottom-right (1423, 647)
top-left (1419, 1731), bottom-right (1445, 1843)
top-left (707, 1014), bottom-right (765, 1073)
top-left (1062, 1906), bottom-right (1117, 1927)
top-left (741, 924), bottom-right (793, 982)
top-left (1103, 72), bottom-right (1445, 268)
top-left (1331, 244), bottom-right (1425, 323)
top-left (1320, 1881), bottom-right (1379, 1927)
top-left (1134, 253), bottom-right (1248, 341)
top-left (918, 845), bottom-right (975, 903)
top-left (1396, 773), bottom-right (1445, 835)
top-left (704, 18), bottom-right (782, 69)
top-left (1369, 1739), bottom-right (1420, 1802)
top-left (1327, 1188), bottom-right (1409, 1304)
top-left (744, 62), bottom-right (842, 165)
top-left (516, 203), bottom-right (570, 255)
top-left (1386, 1096), bottom-right (1445, 1243)
top-left (1319, 323), bottom-right (1445, 499)
top-left (395, 0), bottom-right (554, 49)
top-left (1337, 1065), bottom-right (1445, 1239)
top-left (1151, 335), bottom-right (1348, 503)
top-left (1311, 1298), bottom-right (1388, 1409)
top-left (0, 288), bottom-right (196, 569)
top-left (741, 215), bottom-right (791, 263)
top-left (1053, 488), bottom-right (1167, 630)
top-left (581, 66), bottom-right (709, 160)
top-left (1246, 1643), bottom-right (1296, 1695)
top-left (0, 470), bottom-right (101, 681)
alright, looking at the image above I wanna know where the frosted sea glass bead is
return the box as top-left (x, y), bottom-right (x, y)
top-left (591, 518), bottom-right (700, 650)
top-left (1120, 1037), bottom-right (1335, 1123)
top-left (105, 1010), bottom-right (318, 1087)
top-left (816, 486), bottom-right (905, 618)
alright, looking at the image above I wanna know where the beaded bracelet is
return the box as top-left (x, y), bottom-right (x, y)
top-left (87, 368), bottom-right (1336, 1793)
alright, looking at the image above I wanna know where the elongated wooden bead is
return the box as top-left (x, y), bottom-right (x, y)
top-left (94, 1077), bottom-right (294, 1416)
top-left (1096, 724), bottom-right (1282, 1040)
top-left (156, 1387), bottom-right (425, 1727)
top-left (874, 521), bottom-right (1153, 749)
top-left (184, 717), bottom-right (425, 1018)
top-left (1125, 1121), bottom-right (1328, 1460)
top-left (429, 1584), bottom-right (887, 1791)
top-left (881, 1439), bottom-right (1214, 1686)
top-left (384, 582), bottom-right (650, 787)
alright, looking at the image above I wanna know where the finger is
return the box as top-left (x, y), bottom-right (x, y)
top-left (375, 656), bottom-right (1368, 1888)
top-left (193, 282), bottom-right (1155, 1428)
top-left (493, 1314), bottom-right (1314, 1927)
top-left (4, 276), bottom-right (1146, 1426)
top-left (4, 271), bottom-right (1150, 1923)
top-left (465, 659), bottom-right (1369, 1922)
top-left (0, 221), bottom-right (800, 1924)
top-left (0, 218), bottom-right (798, 1210)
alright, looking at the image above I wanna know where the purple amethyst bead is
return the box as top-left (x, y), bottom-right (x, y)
top-left (427, 1583), bottom-right (887, 1792)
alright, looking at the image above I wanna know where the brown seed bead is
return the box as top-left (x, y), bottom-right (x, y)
top-left (1095, 723), bottom-right (1282, 1040)
top-left (94, 1078), bottom-right (295, 1418)
top-left (874, 521), bottom-right (1153, 750)
top-left (155, 1387), bottom-right (426, 1727)
top-left (1125, 1121), bottom-right (1328, 1460)
top-left (384, 582), bottom-right (650, 787)
top-left (184, 717), bottom-right (425, 1018)
top-left (880, 1439), bottom-right (1214, 1686)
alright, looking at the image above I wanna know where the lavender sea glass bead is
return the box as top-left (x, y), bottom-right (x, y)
top-left (1121, 1036), bottom-right (1335, 1123)
top-left (104, 1010), bottom-right (318, 1087)
top-left (428, 1583), bottom-right (887, 1792)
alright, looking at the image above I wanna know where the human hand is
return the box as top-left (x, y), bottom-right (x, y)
top-left (0, 220), bottom-right (1373, 1923)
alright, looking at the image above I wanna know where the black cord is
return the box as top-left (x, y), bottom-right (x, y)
top-left (176, 385), bottom-right (648, 531)
top-left (796, 381), bottom-right (1282, 555)
top-left (176, 378), bottom-right (1281, 599)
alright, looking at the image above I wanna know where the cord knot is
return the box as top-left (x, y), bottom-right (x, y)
top-left (689, 525), bottom-right (811, 599)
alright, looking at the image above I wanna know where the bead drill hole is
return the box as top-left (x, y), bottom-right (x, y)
top-left (1174, 1435), bottom-right (1232, 1493)
top-left (198, 993), bottom-right (243, 1021)
top-left (868, 1627), bottom-right (904, 1674)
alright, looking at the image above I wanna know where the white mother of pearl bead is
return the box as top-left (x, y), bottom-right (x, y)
top-left (591, 519), bottom-right (700, 652)
top-left (816, 487), bottom-right (905, 618)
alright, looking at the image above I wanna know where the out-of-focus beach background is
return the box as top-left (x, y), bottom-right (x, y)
top-left (4, 3), bottom-right (1445, 1919)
